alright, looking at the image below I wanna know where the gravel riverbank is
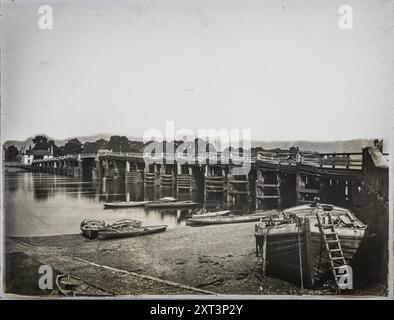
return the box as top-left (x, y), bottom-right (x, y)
top-left (5, 222), bottom-right (383, 297)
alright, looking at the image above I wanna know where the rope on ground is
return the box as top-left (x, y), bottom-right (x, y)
top-left (8, 237), bottom-right (219, 295)
top-left (71, 256), bottom-right (219, 296)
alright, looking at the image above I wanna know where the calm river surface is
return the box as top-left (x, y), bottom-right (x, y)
top-left (4, 169), bottom-right (211, 237)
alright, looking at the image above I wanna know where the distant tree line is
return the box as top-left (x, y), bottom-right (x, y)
top-left (4, 135), bottom-right (300, 161)
top-left (4, 145), bottom-right (19, 162)
top-left (31, 135), bottom-right (145, 155)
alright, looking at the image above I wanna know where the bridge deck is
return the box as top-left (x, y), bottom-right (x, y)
top-left (31, 151), bottom-right (365, 180)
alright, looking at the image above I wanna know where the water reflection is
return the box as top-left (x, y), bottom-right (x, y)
top-left (3, 170), bottom-right (213, 237)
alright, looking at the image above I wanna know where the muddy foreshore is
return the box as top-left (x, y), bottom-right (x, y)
top-left (5, 222), bottom-right (385, 297)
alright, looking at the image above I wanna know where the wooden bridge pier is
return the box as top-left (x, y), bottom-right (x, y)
top-left (93, 159), bottom-right (102, 180)
top-left (29, 147), bottom-right (370, 212)
top-left (125, 161), bottom-right (144, 184)
top-left (144, 164), bottom-right (161, 186)
top-left (227, 167), bottom-right (249, 209)
top-left (176, 164), bottom-right (194, 193)
top-left (318, 178), bottom-right (355, 208)
top-left (160, 163), bottom-right (176, 188)
top-left (204, 165), bottom-right (227, 204)
top-left (144, 164), bottom-right (155, 186)
top-left (56, 160), bottom-right (62, 175)
top-left (255, 168), bottom-right (283, 210)
top-left (295, 173), bottom-right (321, 205)
top-left (102, 159), bottom-right (115, 180)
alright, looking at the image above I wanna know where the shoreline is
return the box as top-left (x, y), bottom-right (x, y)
top-left (4, 223), bottom-right (387, 297)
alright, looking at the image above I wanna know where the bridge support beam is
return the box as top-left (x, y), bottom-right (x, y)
top-left (144, 163), bottom-right (160, 186)
top-left (204, 165), bottom-right (226, 205)
top-left (227, 167), bottom-right (249, 210)
top-left (296, 173), bottom-right (321, 205)
top-left (176, 164), bottom-right (193, 192)
top-left (92, 159), bottom-right (102, 180)
top-left (102, 159), bottom-right (115, 180)
top-left (318, 178), bottom-right (352, 208)
top-left (61, 161), bottom-right (66, 175)
top-left (75, 160), bottom-right (82, 178)
top-left (160, 164), bottom-right (175, 188)
top-left (255, 168), bottom-right (282, 210)
top-left (125, 161), bottom-right (144, 184)
top-left (144, 164), bottom-right (155, 186)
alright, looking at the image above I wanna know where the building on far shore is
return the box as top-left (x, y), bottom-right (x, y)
top-left (20, 147), bottom-right (53, 166)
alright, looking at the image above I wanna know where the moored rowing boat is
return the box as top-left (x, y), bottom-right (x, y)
top-left (145, 200), bottom-right (198, 209)
top-left (191, 210), bottom-right (231, 218)
top-left (80, 219), bottom-right (106, 240)
top-left (98, 225), bottom-right (168, 240)
top-left (186, 214), bottom-right (271, 226)
top-left (108, 219), bottom-right (142, 229)
top-left (56, 275), bottom-right (113, 296)
top-left (103, 201), bottom-right (150, 208)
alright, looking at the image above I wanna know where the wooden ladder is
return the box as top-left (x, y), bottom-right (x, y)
top-left (316, 211), bottom-right (348, 293)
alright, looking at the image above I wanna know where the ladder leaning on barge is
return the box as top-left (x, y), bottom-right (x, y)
top-left (315, 211), bottom-right (349, 293)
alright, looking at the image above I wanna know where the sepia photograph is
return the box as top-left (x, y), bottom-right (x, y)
top-left (0, 0), bottom-right (393, 304)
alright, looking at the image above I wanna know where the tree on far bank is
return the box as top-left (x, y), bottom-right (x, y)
top-left (53, 145), bottom-right (64, 156)
top-left (4, 145), bottom-right (19, 161)
top-left (32, 135), bottom-right (51, 151)
top-left (63, 139), bottom-right (82, 154)
top-left (82, 138), bottom-right (109, 153)
top-left (108, 135), bottom-right (131, 152)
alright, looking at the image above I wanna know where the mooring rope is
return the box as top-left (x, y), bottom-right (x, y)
top-left (297, 220), bottom-right (304, 290)
top-left (315, 209), bottom-right (324, 282)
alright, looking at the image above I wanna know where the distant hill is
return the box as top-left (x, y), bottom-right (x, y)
top-left (2, 134), bottom-right (379, 153)
top-left (3, 133), bottom-right (143, 150)
top-left (250, 139), bottom-right (377, 153)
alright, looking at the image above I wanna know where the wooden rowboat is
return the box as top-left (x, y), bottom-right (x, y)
top-left (107, 219), bottom-right (142, 229)
top-left (145, 200), bottom-right (198, 209)
top-left (159, 196), bottom-right (177, 202)
top-left (56, 275), bottom-right (113, 297)
top-left (80, 219), bottom-right (106, 240)
top-left (103, 201), bottom-right (150, 208)
top-left (191, 210), bottom-right (231, 218)
top-left (186, 214), bottom-right (271, 226)
top-left (98, 225), bottom-right (168, 240)
top-left (254, 202), bottom-right (367, 289)
top-left (250, 209), bottom-right (281, 217)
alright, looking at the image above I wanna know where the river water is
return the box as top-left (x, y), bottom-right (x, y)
top-left (3, 169), bottom-right (215, 237)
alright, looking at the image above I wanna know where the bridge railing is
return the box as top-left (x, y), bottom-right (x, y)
top-left (254, 151), bottom-right (363, 170)
top-left (300, 152), bottom-right (363, 170)
top-left (30, 150), bottom-right (364, 172)
top-left (140, 152), bottom-right (254, 164)
top-left (80, 153), bottom-right (97, 159)
top-left (255, 151), bottom-right (295, 166)
top-left (98, 151), bottom-right (142, 158)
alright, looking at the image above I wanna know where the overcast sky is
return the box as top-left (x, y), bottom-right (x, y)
top-left (1, 0), bottom-right (393, 142)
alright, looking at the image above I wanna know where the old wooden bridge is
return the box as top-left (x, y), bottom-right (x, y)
top-left (30, 146), bottom-right (387, 210)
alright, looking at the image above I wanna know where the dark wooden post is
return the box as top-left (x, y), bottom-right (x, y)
top-left (332, 152), bottom-right (336, 169)
top-left (346, 153), bottom-right (350, 170)
top-left (277, 172), bottom-right (282, 209)
top-left (296, 173), bottom-right (302, 205)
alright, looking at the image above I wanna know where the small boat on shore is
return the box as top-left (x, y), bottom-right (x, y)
top-left (80, 219), bottom-right (106, 240)
top-left (254, 200), bottom-right (367, 290)
top-left (145, 200), bottom-right (198, 209)
top-left (159, 196), bottom-right (177, 202)
top-left (98, 225), bottom-right (168, 240)
top-left (248, 209), bottom-right (281, 217)
top-left (191, 210), bottom-right (231, 218)
top-left (103, 201), bottom-right (150, 209)
top-left (107, 219), bottom-right (142, 229)
top-left (186, 214), bottom-right (271, 226)
top-left (56, 275), bottom-right (113, 297)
